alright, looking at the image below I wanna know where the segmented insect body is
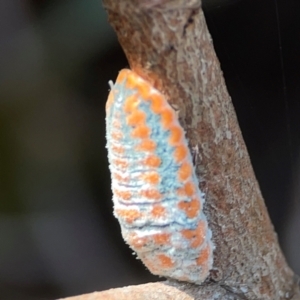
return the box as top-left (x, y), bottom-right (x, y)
top-left (105, 69), bottom-right (213, 284)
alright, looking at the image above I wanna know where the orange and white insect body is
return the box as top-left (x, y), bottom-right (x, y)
top-left (106, 69), bottom-right (213, 284)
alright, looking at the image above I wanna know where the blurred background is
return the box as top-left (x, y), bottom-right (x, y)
top-left (0, 0), bottom-right (299, 299)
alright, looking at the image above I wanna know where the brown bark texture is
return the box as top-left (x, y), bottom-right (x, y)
top-left (59, 281), bottom-right (266, 300)
top-left (61, 0), bottom-right (300, 299)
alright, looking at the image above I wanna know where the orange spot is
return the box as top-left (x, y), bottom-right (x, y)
top-left (106, 91), bottom-right (114, 112)
top-left (111, 131), bottom-right (123, 140)
top-left (177, 182), bottom-right (198, 198)
top-left (169, 126), bottom-right (183, 145)
top-left (178, 198), bottom-right (200, 219)
top-left (143, 155), bottom-right (161, 167)
top-left (181, 221), bottom-right (206, 248)
top-left (153, 233), bottom-right (170, 245)
top-left (128, 233), bottom-right (147, 249)
top-left (161, 108), bottom-right (174, 129)
top-left (127, 232), bottom-right (169, 249)
top-left (184, 181), bottom-right (195, 197)
top-left (197, 243), bottom-right (211, 266)
top-left (126, 110), bottom-right (146, 126)
top-left (112, 120), bottom-right (121, 129)
top-left (157, 254), bottom-right (174, 268)
top-left (173, 145), bottom-right (188, 162)
top-left (113, 189), bottom-right (132, 201)
top-left (125, 71), bottom-right (138, 90)
top-left (131, 125), bottom-right (150, 139)
top-left (135, 79), bottom-right (151, 100)
top-left (124, 94), bottom-right (139, 113)
top-left (178, 161), bottom-right (192, 181)
top-left (111, 144), bottom-right (125, 154)
top-left (112, 158), bottom-right (128, 169)
top-left (116, 69), bottom-right (131, 84)
top-left (140, 172), bottom-right (160, 185)
top-left (113, 172), bottom-right (129, 183)
top-left (150, 93), bottom-right (164, 114)
top-left (151, 205), bottom-right (166, 217)
top-left (115, 209), bottom-right (142, 224)
top-left (135, 139), bottom-right (156, 152)
top-left (140, 189), bottom-right (161, 200)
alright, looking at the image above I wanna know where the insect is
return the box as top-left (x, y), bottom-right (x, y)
top-left (105, 69), bottom-right (214, 284)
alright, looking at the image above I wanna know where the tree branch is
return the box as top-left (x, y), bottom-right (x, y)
top-left (60, 281), bottom-right (244, 300)
top-left (62, 0), bottom-right (300, 299)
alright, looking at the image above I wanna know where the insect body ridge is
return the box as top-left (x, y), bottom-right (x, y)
top-left (106, 69), bottom-right (214, 284)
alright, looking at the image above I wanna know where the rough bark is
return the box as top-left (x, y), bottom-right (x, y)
top-left (61, 0), bottom-right (300, 299)
top-left (59, 281), bottom-right (261, 300)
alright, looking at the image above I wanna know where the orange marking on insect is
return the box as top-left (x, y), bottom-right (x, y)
top-left (106, 91), bottom-right (114, 112)
top-left (126, 110), bottom-right (146, 127)
top-left (143, 155), bottom-right (161, 167)
top-left (140, 189), bottom-right (161, 200)
top-left (116, 69), bottom-right (131, 84)
top-left (131, 125), bottom-right (151, 139)
top-left (153, 233), bottom-right (170, 245)
top-left (112, 120), bottom-right (121, 129)
top-left (124, 94), bottom-right (139, 113)
top-left (113, 189), bottom-right (132, 201)
top-left (157, 254), bottom-right (174, 268)
top-left (112, 158), bottom-right (129, 169)
top-left (125, 71), bottom-right (139, 90)
top-left (181, 221), bottom-right (206, 248)
top-left (184, 181), bottom-right (196, 197)
top-left (178, 198), bottom-right (200, 219)
top-left (115, 209), bottom-right (142, 224)
top-left (169, 126), bottom-right (183, 145)
top-left (127, 233), bottom-right (147, 249)
top-left (135, 139), bottom-right (156, 152)
top-left (111, 131), bottom-right (123, 140)
top-left (113, 172), bottom-right (129, 183)
top-left (135, 78), bottom-right (151, 100)
top-left (111, 144), bottom-right (125, 154)
top-left (151, 205), bottom-right (166, 218)
top-left (127, 233), bottom-right (169, 249)
top-left (161, 109), bottom-right (174, 129)
top-left (178, 161), bottom-right (192, 181)
top-left (196, 243), bottom-right (211, 266)
top-left (173, 145), bottom-right (188, 162)
top-left (149, 93), bottom-right (164, 114)
top-left (140, 172), bottom-right (160, 185)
